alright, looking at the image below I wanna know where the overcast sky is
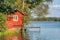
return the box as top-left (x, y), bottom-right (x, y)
top-left (45, 0), bottom-right (60, 17)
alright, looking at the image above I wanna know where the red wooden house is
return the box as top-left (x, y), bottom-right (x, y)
top-left (6, 9), bottom-right (23, 40)
top-left (6, 9), bottom-right (23, 29)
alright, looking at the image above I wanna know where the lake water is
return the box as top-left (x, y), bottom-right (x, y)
top-left (26, 21), bottom-right (60, 40)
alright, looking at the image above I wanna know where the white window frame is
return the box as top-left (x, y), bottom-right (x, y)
top-left (13, 15), bottom-right (18, 21)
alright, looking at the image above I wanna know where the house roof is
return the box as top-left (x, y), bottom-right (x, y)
top-left (14, 9), bottom-right (24, 15)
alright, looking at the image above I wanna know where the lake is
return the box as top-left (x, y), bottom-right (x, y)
top-left (26, 21), bottom-right (60, 40)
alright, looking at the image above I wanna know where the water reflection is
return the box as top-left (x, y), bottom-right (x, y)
top-left (26, 27), bottom-right (40, 40)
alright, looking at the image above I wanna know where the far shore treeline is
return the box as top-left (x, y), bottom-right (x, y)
top-left (31, 17), bottom-right (60, 21)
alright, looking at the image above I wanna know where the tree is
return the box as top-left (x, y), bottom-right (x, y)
top-left (25, 0), bottom-right (52, 18)
top-left (25, 0), bottom-right (42, 8)
top-left (0, 0), bottom-right (14, 13)
top-left (0, 12), bottom-right (6, 32)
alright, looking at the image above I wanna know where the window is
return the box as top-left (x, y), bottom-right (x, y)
top-left (13, 15), bottom-right (18, 21)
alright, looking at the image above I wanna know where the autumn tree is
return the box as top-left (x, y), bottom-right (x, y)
top-left (25, 0), bottom-right (52, 18)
